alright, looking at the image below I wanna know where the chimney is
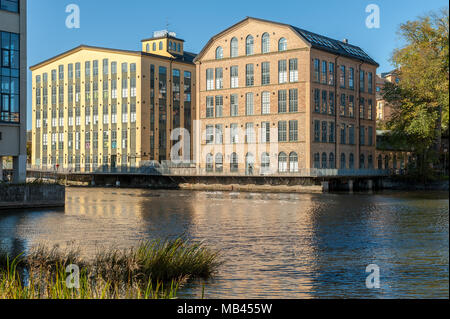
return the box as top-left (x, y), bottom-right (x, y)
top-left (343, 39), bottom-right (348, 44)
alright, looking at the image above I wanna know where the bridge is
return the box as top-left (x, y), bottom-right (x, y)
top-left (23, 165), bottom-right (396, 192)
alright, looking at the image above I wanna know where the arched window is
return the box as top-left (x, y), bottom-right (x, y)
top-left (230, 152), bottom-right (238, 172)
top-left (159, 41), bottom-right (163, 50)
top-left (206, 153), bottom-right (213, 172)
top-left (146, 44), bottom-right (150, 52)
top-left (329, 153), bottom-right (335, 169)
top-left (215, 46), bottom-right (223, 60)
top-left (385, 155), bottom-right (389, 170)
top-left (215, 153), bottom-right (223, 172)
top-left (349, 153), bottom-right (355, 169)
top-left (368, 155), bottom-right (373, 169)
top-left (262, 33), bottom-right (270, 53)
top-left (168, 41), bottom-right (172, 50)
top-left (289, 152), bottom-right (298, 173)
top-left (246, 153), bottom-right (255, 175)
top-left (340, 153), bottom-right (346, 169)
top-left (230, 37), bottom-right (238, 57)
top-left (378, 155), bottom-right (383, 170)
top-left (246, 35), bottom-right (254, 56)
top-left (177, 43), bottom-right (181, 52)
top-left (153, 43), bottom-right (156, 51)
top-left (278, 38), bottom-right (287, 51)
top-left (278, 152), bottom-right (287, 173)
top-left (360, 154), bottom-right (365, 169)
top-left (322, 152), bottom-right (327, 169)
top-left (314, 153), bottom-right (320, 169)
top-left (261, 152), bottom-right (270, 173)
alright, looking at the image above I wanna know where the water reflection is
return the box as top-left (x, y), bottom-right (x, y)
top-left (0, 188), bottom-right (448, 298)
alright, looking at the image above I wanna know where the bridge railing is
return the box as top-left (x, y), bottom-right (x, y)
top-left (27, 164), bottom-right (391, 177)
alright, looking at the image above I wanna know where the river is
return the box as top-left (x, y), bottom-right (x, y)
top-left (0, 187), bottom-right (448, 298)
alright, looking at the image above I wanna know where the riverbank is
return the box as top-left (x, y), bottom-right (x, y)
top-left (0, 183), bottom-right (65, 210)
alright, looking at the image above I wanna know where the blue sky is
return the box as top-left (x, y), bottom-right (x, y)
top-left (26, 0), bottom-right (448, 129)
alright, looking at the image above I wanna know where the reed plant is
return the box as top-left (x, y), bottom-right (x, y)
top-left (0, 238), bottom-right (221, 299)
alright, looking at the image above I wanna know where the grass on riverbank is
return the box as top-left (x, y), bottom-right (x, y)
top-left (0, 238), bottom-right (221, 299)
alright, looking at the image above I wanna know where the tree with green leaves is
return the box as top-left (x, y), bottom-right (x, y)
top-left (383, 7), bottom-right (449, 177)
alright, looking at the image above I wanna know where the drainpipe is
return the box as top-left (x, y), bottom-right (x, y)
top-left (334, 55), bottom-right (339, 169)
top-left (357, 61), bottom-right (363, 170)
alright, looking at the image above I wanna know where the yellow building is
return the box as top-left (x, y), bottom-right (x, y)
top-left (30, 31), bottom-right (196, 171)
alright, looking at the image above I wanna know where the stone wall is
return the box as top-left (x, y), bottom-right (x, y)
top-left (0, 184), bottom-right (65, 209)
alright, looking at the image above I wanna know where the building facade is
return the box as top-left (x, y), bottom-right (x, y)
top-left (194, 17), bottom-right (378, 175)
top-left (376, 70), bottom-right (398, 123)
top-left (30, 32), bottom-right (196, 171)
top-left (0, 0), bottom-right (27, 182)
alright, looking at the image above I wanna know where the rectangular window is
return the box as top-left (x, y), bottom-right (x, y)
top-left (93, 60), bottom-right (99, 76)
top-left (321, 61), bottom-right (327, 84)
top-left (278, 90), bottom-right (287, 113)
top-left (262, 91), bottom-right (270, 114)
top-left (349, 95), bottom-right (355, 118)
top-left (340, 94), bottom-right (346, 116)
top-left (314, 89), bottom-right (320, 113)
top-left (215, 124), bottom-right (223, 144)
top-left (360, 97), bottom-right (365, 119)
top-left (340, 65), bottom-right (346, 88)
top-left (278, 60), bottom-right (287, 83)
top-left (230, 66), bottom-right (239, 88)
top-left (368, 99), bottom-right (373, 120)
top-left (245, 123), bottom-right (255, 144)
top-left (314, 120), bottom-right (320, 142)
top-left (289, 59), bottom-right (298, 82)
top-left (368, 126), bottom-right (373, 146)
top-left (103, 59), bottom-right (109, 75)
top-left (322, 121), bottom-right (327, 143)
top-left (231, 123), bottom-right (238, 144)
top-left (278, 121), bottom-right (287, 142)
top-left (85, 61), bottom-right (91, 77)
top-left (349, 125), bottom-right (355, 145)
top-left (349, 67), bottom-right (355, 90)
top-left (261, 122), bottom-right (270, 143)
top-left (261, 62), bottom-right (270, 85)
top-left (215, 95), bottom-right (223, 117)
top-left (321, 91), bottom-right (327, 114)
top-left (328, 62), bottom-right (335, 85)
top-left (206, 69), bottom-right (214, 90)
top-left (340, 124), bottom-right (346, 144)
top-left (329, 92), bottom-right (335, 115)
top-left (314, 59), bottom-right (320, 82)
top-left (289, 120), bottom-right (298, 142)
top-left (246, 93), bottom-right (254, 115)
top-left (360, 70), bottom-right (365, 92)
top-left (360, 126), bottom-right (365, 146)
top-left (289, 89), bottom-right (298, 113)
top-left (206, 125), bottom-right (214, 144)
top-left (215, 68), bottom-right (223, 89)
top-left (246, 64), bottom-right (254, 87)
top-left (329, 122), bottom-right (335, 143)
top-left (230, 94), bottom-right (238, 116)
top-left (368, 72), bottom-right (373, 93)
top-left (206, 96), bottom-right (214, 118)
top-left (0, 0), bottom-right (19, 13)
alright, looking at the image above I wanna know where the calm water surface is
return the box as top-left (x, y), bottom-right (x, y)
top-left (0, 187), bottom-right (448, 298)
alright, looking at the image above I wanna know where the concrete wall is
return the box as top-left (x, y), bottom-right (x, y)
top-left (0, 184), bottom-right (65, 209)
